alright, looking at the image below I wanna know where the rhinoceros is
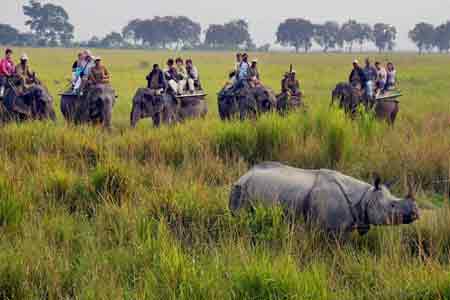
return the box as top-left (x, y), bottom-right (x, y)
top-left (229, 162), bottom-right (419, 234)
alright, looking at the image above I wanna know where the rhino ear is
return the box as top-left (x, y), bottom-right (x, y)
top-left (407, 180), bottom-right (416, 201)
top-left (373, 173), bottom-right (382, 190)
top-left (384, 178), bottom-right (398, 189)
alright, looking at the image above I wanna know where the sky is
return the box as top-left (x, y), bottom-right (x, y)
top-left (2, 0), bottom-right (450, 50)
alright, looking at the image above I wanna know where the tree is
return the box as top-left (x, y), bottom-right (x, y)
top-left (276, 18), bottom-right (314, 53)
top-left (204, 19), bottom-right (253, 50)
top-left (122, 19), bottom-right (143, 46)
top-left (170, 16), bottom-right (201, 50)
top-left (314, 21), bottom-right (340, 53)
top-left (23, 0), bottom-right (74, 46)
top-left (121, 16), bottom-right (201, 49)
top-left (0, 24), bottom-right (21, 45)
top-left (101, 32), bottom-right (126, 48)
top-left (355, 23), bottom-right (373, 52)
top-left (339, 20), bottom-right (361, 53)
top-left (408, 23), bottom-right (435, 54)
top-left (373, 23), bottom-right (397, 52)
top-left (434, 22), bottom-right (450, 53)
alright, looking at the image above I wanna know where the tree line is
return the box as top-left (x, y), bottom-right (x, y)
top-left (409, 22), bottom-right (450, 54)
top-left (1, 0), bottom-right (450, 54)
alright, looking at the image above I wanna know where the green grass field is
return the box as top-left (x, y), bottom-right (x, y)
top-left (1, 48), bottom-right (450, 299)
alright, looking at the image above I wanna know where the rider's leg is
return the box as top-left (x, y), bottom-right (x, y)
top-left (187, 78), bottom-right (195, 93)
top-left (0, 76), bottom-right (6, 98)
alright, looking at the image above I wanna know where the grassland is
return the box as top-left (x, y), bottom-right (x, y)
top-left (0, 48), bottom-right (450, 299)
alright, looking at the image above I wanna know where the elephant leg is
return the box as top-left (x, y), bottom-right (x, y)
top-left (130, 104), bottom-right (141, 128)
top-left (153, 112), bottom-right (161, 128)
top-left (103, 100), bottom-right (113, 130)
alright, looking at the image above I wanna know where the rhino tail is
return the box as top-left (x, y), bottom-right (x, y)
top-left (229, 184), bottom-right (244, 215)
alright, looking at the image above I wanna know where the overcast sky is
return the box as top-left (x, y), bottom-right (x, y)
top-left (2, 0), bottom-right (450, 50)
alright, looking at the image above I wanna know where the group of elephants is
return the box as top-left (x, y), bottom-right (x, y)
top-left (0, 74), bottom-right (400, 128)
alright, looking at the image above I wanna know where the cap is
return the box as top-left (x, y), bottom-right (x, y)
top-left (252, 58), bottom-right (258, 63)
top-left (94, 56), bottom-right (101, 61)
top-left (20, 53), bottom-right (29, 61)
top-left (353, 59), bottom-right (359, 64)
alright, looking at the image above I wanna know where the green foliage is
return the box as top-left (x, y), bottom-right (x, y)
top-left (91, 161), bottom-right (131, 206)
top-left (0, 180), bottom-right (23, 229)
top-left (0, 50), bottom-right (448, 299)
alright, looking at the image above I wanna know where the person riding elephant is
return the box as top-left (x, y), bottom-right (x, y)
top-left (164, 58), bottom-right (179, 95)
top-left (277, 70), bottom-right (303, 115)
top-left (175, 57), bottom-right (188, 95)
top-left (0, 48), bottom-right (15, 98)
top-left (186, 59), bottom-right (202, 92)
top-left (349, 60), bottom-right (367, 90)
top-left (15, 54), bottom-right (37, 92)
top-left (281, 70), bottom-right (300, 96)
top-left (249, 59), bottom-right (260, 87)
top-left (88, 57), bottom-right (110, 85)
top-left (146, 63), bottom-right (167, 94)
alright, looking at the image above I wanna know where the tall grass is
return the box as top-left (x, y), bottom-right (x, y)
top-left (0, 50), bottom-right (449, 298)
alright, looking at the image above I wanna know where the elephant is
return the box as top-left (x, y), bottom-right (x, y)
top-left (0, 83), bottom-right (56, 125)
top-left (61, 84), bottom-right (116, 129)
top-left (218, 84), bottom-right (277, 121)
top-left (130, 88), bottom-right (207, 128)
top-left (332, 82), bottom-right (401, 125)
top-left (130, 88), bottom-right (177, 128)
top-left (276, 91), bottom-right (305, 116)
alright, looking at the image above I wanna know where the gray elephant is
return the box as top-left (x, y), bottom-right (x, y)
top-left (61, 84), bottom-right (116, 129)
top-left (331, 82), bottom-right (363, 117)
top-left (230, 162), bottom-right (419, 235)
top-left (176, 94), bottom-right (208, 122)
top-left (332, 82), bottom-right (400, 125)
top-left (276, 91), bottom-right (304, 116)
top-left (373, 95), bottom-right (400, 126)
top-left (130, 88), bottom-right (177, 128)
top-left (218, 84), bottom-right (277, 121)
top-left (130, 88), bottom-right (207, 128)
top-left (0, 83), bottom-right (56, 124)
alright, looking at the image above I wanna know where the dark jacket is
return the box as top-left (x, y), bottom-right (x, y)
top-left (164, 67), bottom-right (179, 82)
top-left (146, 69), bottom-right (167, 90)
top-left (349, 67), bottom-right (367, 84)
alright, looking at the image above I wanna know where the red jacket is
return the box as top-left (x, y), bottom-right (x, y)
top-left (0, 58), bottom-right (15, 76)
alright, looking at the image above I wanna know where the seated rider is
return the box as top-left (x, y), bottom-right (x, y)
top-left (363, 58), bottom-right (377, 100)
top-left (348, 59), bottom-right (367, 90)
top-left (71, 52), bottom-right (85, 93)
top-left (146, 63), bottom-right (167, 95)
top-left (249, 58), bottom-right (260, 87)
top-left (230, 52), bottom-right (242, 83)
top-left (374, 61), bottom-right (387, 94)
top-left (0, 48), bottom-right (15, 98)
top-left (186, 58), bottom-right (201, 93)
top-left (88, 57), bottom-right (110, 85)
top-left (164, 58), bottom-right (179, 95)
top-left (15, 54), bottom-right (37, 93)
top-left (175, 57), bottom-right (188, 95)
top-left (385, 62), bottom-right (397, 91)
top-left (281, 70), bottom-right (300, 96)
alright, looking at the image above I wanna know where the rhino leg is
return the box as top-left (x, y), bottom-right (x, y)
top-left (229, 184), bottom-right (244, 215)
